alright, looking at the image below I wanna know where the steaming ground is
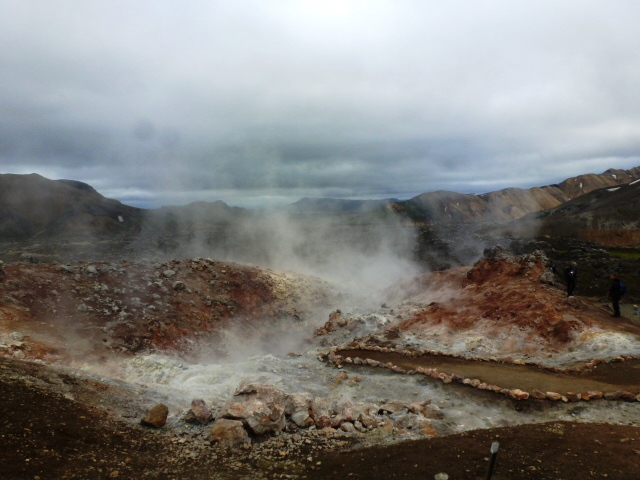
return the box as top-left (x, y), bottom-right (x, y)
top-left (3, 238), bottom-right (640, 478)
top-left (72, 294), bottom-right (640, 445)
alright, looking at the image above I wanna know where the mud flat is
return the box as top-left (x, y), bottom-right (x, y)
top-left (333, 349), bottom-right (640, 400)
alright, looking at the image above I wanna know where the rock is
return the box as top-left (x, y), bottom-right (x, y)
top-left (340, 422), bottom-right (356, 433)
top-left (415, 419), bottom-right (438, 436)
top-left (21, 253), bottom-right (40, 264)
top-left (531, 390), bottom-right (547, 400)
top-left (335, 398), bottom-right (355, 423)
top-left (9, 332), bottom-right (24, 342)
top-left (407, 401), bottom-right (427, 414)
top-left (314, 415), bottom-right (332, 429)
top-left (210, 419), bottom-right (250, 447)
top-left (539, 271), bottom-right (555, 285)
top-left (422, 404), bottom-right (445, 420)
top-left (184, 399), bottom-right (213, 425)
top-left (379, 401), bottom-right (408, 414)
top-left (163, 270), bottom-right (176, 278)
top-left (565, 392), bottom-right (582, 402)
top-left (508, 389), bottom-right (529, 400)
top-left (172, 281), bottom-right (186, 291)
top-left (483, 245), bottom-right (510, 262)
top-left (141, 404), bottom-right (169, 428)
top-left (311, 397), bottom-right (330, 418)
top-left (218, 383), bottom-right (287, 435)
top-left (286, 393), bottom-right (314, 428)
top-left (358, 413), bottom-right (379, 429)
top-left (604, 391), bottom-right (622, 401)
top-left (621, 391), bottom-right (637, 401)
top-left (330, 414), bottom-right (344, 428)
top-left (85, 265), bottom-right (99, 276)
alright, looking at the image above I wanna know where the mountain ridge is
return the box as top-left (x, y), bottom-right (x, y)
top-left (1, 167), bottom-right (639, 246)
top-left (391, 167), bottom-right (640, 224)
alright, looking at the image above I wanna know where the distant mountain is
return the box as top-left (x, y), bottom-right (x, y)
top-left (392, 167), bottom-right (640, 224)
top-left (0, 173), bottom-right (143, 239)
top-left (287, 197), bottom-right (394, 214)
top-left (3, 167), bottom-right (640, 247)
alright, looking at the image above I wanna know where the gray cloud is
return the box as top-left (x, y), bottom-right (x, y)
top-left (2, 0), bottom-right (640, 208)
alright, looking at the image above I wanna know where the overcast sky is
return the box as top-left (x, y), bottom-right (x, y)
top-left (2, 0), bottom-right (640, 208)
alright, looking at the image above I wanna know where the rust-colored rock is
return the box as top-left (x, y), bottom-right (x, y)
top-left (210, 419), bottom-right (250, 446)
top-left (141, 404), bottom-right (169, 428)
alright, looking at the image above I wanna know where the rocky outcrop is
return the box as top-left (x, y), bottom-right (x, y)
top-left (208, 382), bottom-right (440, 440)
top-left (0, 257), bottom-right (335, 360)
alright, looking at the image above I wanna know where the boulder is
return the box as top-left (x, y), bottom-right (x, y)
top-left (141, 404), bottom-right (169, 428)
top-left (314, 415), bottom-right (332, 429)
top-left (218, 383), bottom-right (287, 435)
top-left (210, 419), bottom-right (250, 447)
top-left (184, 399), bottom-right (213, 425)
top-left (285, 393), bottom-right (314, 428)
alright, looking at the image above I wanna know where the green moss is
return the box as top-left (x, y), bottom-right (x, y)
top-left (606, 248), bottom-right (640, 260)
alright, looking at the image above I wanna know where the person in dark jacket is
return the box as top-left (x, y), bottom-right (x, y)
top-left (608, 273), bottom-right (623, 317)
top-left (564, 262), bottom-right (578, 297)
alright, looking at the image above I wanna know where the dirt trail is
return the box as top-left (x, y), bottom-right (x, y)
top-left (338, 349), bottom-right (640, 395)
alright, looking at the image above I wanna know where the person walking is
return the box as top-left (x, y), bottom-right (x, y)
top-left (608, 273), bottom-right (623, 317)
top-left (564, 262), bottom-right (578, 297)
